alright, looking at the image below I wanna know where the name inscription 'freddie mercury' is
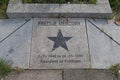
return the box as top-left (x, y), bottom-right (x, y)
top-left (38, 21), bottom-right (81, 26)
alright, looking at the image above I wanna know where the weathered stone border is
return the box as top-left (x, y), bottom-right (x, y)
top-left (7, 0), bottom-right (112, 18)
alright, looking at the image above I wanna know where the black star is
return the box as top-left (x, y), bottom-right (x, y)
top-left (48, 29), bottom-right (72, 51)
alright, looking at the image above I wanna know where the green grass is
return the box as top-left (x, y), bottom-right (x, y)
top-left (109, 0), bottom-right (120, 11)
top-left (0, 0), bottom-right (8, 4)
top-left (110, 64), bottom-right (120, 77)
top-left (0, 58), bottom-right (12, 79)
top-left (109, 0), bottom-right (120, 20)
top-left (23, 0), bottom-right (97, 4)
top-left (0, 4), bottom-right (8, 18)
top-left (0, 0), bottom-right (9, 18)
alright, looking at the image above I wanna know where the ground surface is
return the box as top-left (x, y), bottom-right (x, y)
top-left (0, 18), bottom-right (120, 69)
top-left (6, 69), bottom-right (120, 80)
top-left (0, 18), bottom-right (120, 80)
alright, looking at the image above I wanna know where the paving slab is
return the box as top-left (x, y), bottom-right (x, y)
top-left (7, 70), bottom-right (62, 80)
top-left (63, 69), bottom-right (116, 80)
top-left (7, 3), bottom-right (25, 18)
top-left (87, 19), bottom-right (120, 43)
top-left (0, 19), bottom-right (33, 69)
top-left (30, 18), bottom-right (90, 69)
top-left (60, 4), bottom-right (112, 18)
top-left (24, 4), bottom-right (60, 18)
top-left (86, 19), bottom-right (120, 69)
top-left (7, 0), bottom-right (112, 18)
top-left (0, 19), bottom-right (26, 42)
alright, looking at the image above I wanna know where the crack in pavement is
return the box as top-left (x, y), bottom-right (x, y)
top-left (0, 19), bottom-right (31, 44)
top-left (87, 19), bottom-right (120, 46)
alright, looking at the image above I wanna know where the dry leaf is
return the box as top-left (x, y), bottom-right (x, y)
top-left (115, 20), bottom-right (120, 26)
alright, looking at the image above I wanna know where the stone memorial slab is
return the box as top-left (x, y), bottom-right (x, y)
top-left (86, 19), bottom-right (120, 69)
top-left (0, 19), bottom-right (33, 69)
top-left (30, 18), bottom-right (90, 69)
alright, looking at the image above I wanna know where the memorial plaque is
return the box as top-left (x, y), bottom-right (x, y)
top-left (30, 18), bottom-right (90, 69)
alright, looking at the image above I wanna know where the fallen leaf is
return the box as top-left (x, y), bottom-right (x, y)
top-left (115, 20), bottom-right (120, 26)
